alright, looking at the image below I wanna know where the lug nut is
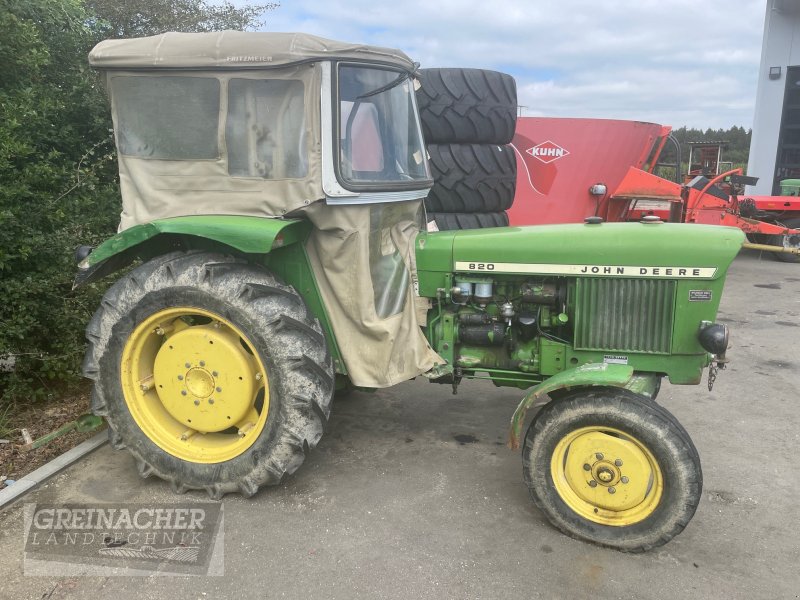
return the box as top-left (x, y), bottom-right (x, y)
top-left (216, 387), bottom-right (222, 393)
top-left (194, 400), bottom-right (200, 406)
top-left (212, 371), bottom-right (219, 377)
top-left (177, 375), bottom-right (184, 380)
top-left (595, 453), bottom-right (604, 460)
top-left (588, 480), bottom-right (597, 488)
top-left (200, 361), bottom-right (206, 367)
top-left (209, 399), bottom-right (215, 405)
top-left (255, 373), bottom-right (262, 381)
top-left (181, 390), bottom-right (187, 396)
top-left (615, 459), bottom-right (623, 467)
top-left (185, 362), bottom-right (191, 368)
top-left (608, 487), bottom-right (616, 494)
top-left (621, 476), bottom-right (629, 484)
top-left (583, 463), bottom-right (591, 471)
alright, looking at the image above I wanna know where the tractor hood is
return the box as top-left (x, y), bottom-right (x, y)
top-left (417, 222), bottom-right (745, 281)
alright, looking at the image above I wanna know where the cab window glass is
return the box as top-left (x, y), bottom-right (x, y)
top-left (338, 65), bottom-right (429, 187)
top-left (226, 79), bottom-right (307, 178)
top-left (113, 76), bottom-right (219, 159)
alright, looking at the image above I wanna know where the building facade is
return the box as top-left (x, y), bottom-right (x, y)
top-left (749, 0), bottom-right (800, 195)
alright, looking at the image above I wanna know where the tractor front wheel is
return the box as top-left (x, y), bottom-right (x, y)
top-left (83, 251), bottom-right (334, 499)
top-left (522, 388), bottom-right (701, 552)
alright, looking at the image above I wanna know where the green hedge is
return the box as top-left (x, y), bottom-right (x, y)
top-left (0, 0), bottom-right (274, 407)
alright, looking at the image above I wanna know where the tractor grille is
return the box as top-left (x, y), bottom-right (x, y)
top-left (573, 278), bottom-right (676, 354)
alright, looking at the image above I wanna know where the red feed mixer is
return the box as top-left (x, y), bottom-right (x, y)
top-left (508, 117), bottom-right (800, 260)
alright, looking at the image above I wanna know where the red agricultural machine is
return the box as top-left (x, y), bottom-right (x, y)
top-left (508, 118), bottom-right (800, 262)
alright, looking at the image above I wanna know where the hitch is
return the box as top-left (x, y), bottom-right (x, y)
top-left (741, 241), bottom-right (800, 255)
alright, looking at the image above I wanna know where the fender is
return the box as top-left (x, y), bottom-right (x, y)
top-left (507, 363), bottom-right (659, 449)
top-left (73, 215), bottom-right (311, 288)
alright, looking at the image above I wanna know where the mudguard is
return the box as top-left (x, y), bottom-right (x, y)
top-left (507, 363), bottom-right (659, 449)
top-left (73, 215), bottom-right (311, 288)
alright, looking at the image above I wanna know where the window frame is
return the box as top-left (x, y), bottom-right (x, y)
top-left (332, 61), bottom-right (433, 193)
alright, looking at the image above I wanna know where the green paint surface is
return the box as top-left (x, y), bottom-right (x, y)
top-left (85, 215), bottom-right (311, 266)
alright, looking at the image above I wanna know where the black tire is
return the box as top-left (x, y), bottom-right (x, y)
top-left (416, 68), bottom-right (517, 145)
top-left (769, 217), bottom-right (800, 263)
top-left (522, 388), bottom-right (702, 552)
top-left (427, 211), bottom-right (508, 230)
top-left (426, 144), bottom-right (516, 213)
top-left (83, 251), bottom-right (334, 499)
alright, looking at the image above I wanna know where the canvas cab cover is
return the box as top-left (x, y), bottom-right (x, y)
top-left (90, 31), bottom-right (440, 387)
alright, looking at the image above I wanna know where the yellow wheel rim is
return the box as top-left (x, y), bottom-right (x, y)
top-left (121, 307), bottom-right (269, 464)
top-left (551, 426), bottom-right (663, 526)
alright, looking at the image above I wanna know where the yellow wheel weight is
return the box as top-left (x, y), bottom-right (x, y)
top-left (120, 307), bottom-right (269, 463)
top-left (551, 426), bottom-right (664, 526)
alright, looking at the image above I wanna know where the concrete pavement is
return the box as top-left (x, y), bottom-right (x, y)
top-left (0, 248), bottom-right (798, 599)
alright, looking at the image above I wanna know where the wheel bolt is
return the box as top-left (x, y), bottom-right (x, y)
top-left (615, 459), bottom-right (623, 467)
top-left (583, 463), bottom-right (591, 471)
top-left (216, 387), bottom-right (222, 393)
top-left (608, 487), bottom-right (616, 494)
top-left (621, 476), bottom-right (629, 484)
top-left (193, 400), bottom-right (200, 406)
top-left (177, 375), bottom-right (184, 380)
top-left (181, 390), bottom-right (187, 396)
top-left (212, 371), bottom-right (219, 377)
top-left (200, 361), bottom-right (206, 367)
top-left (209, 398), bottom-right (215, 405)
top-left (595, 453), bottom-right (604, 460)
top-left (185, 362), bottom-right (191, 368)
top-left (588, 480), bottom-right (597, 488)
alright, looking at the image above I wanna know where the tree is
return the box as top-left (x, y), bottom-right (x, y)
top-left (87, 0), bottom-right (279, 38)
top-left (0, 0), bottom-right (278, 405)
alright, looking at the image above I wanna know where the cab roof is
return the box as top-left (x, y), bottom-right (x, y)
top-left (89, 31), bottom-right (416, 71)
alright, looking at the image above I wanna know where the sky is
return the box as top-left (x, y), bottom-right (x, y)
top-left (257, 0), bottom-right (766, 130)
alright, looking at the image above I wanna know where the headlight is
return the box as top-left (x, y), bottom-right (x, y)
top-left (699, 323), bottom-right (729, 356)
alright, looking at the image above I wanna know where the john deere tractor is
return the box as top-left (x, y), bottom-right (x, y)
top-left (76, 32), bottom-right (743, 552)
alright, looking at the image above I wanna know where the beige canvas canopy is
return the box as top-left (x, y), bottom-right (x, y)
top-left (91, 31), bottom-right (439, 387)
top-left (90, 32), bottom-right (420, 229)
top-left (89, 31), bottom-right (416, 71)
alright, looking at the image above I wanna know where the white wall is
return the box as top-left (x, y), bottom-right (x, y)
top-left (748, 0), bottom-right (800, 194)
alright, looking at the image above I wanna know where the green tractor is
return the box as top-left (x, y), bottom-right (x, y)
top-left (76, 32), bottom-right (743, 552)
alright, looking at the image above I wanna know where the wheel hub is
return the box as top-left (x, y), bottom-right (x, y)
top-left (185, 367), bottom-right (215, 398)
top-left (594, 463), bottom-right (618, 484)
top-left (553, 427), bottom-right (664, 525)
top-left (152, 323), bottom-right (259, 433)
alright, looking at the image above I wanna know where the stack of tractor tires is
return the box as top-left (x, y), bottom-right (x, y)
top-left (416, 68), bottom-right (517, 230)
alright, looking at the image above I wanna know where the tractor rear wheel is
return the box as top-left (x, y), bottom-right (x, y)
top-left (425, 143), bottom-right (517, 213)
top-left (522, 388), bottom-right (701, 552)
top-left (83, 251), bottom-right (334, 499)
top-left (426, 211), bottom-right (509, 231)
top-left (415, 68), bottom-right (517, 145)
top-left (769, 217), bottom-right (800, 263)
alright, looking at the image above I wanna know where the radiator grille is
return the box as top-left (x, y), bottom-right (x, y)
top-left (574, 278), bottom-right (676, 354)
